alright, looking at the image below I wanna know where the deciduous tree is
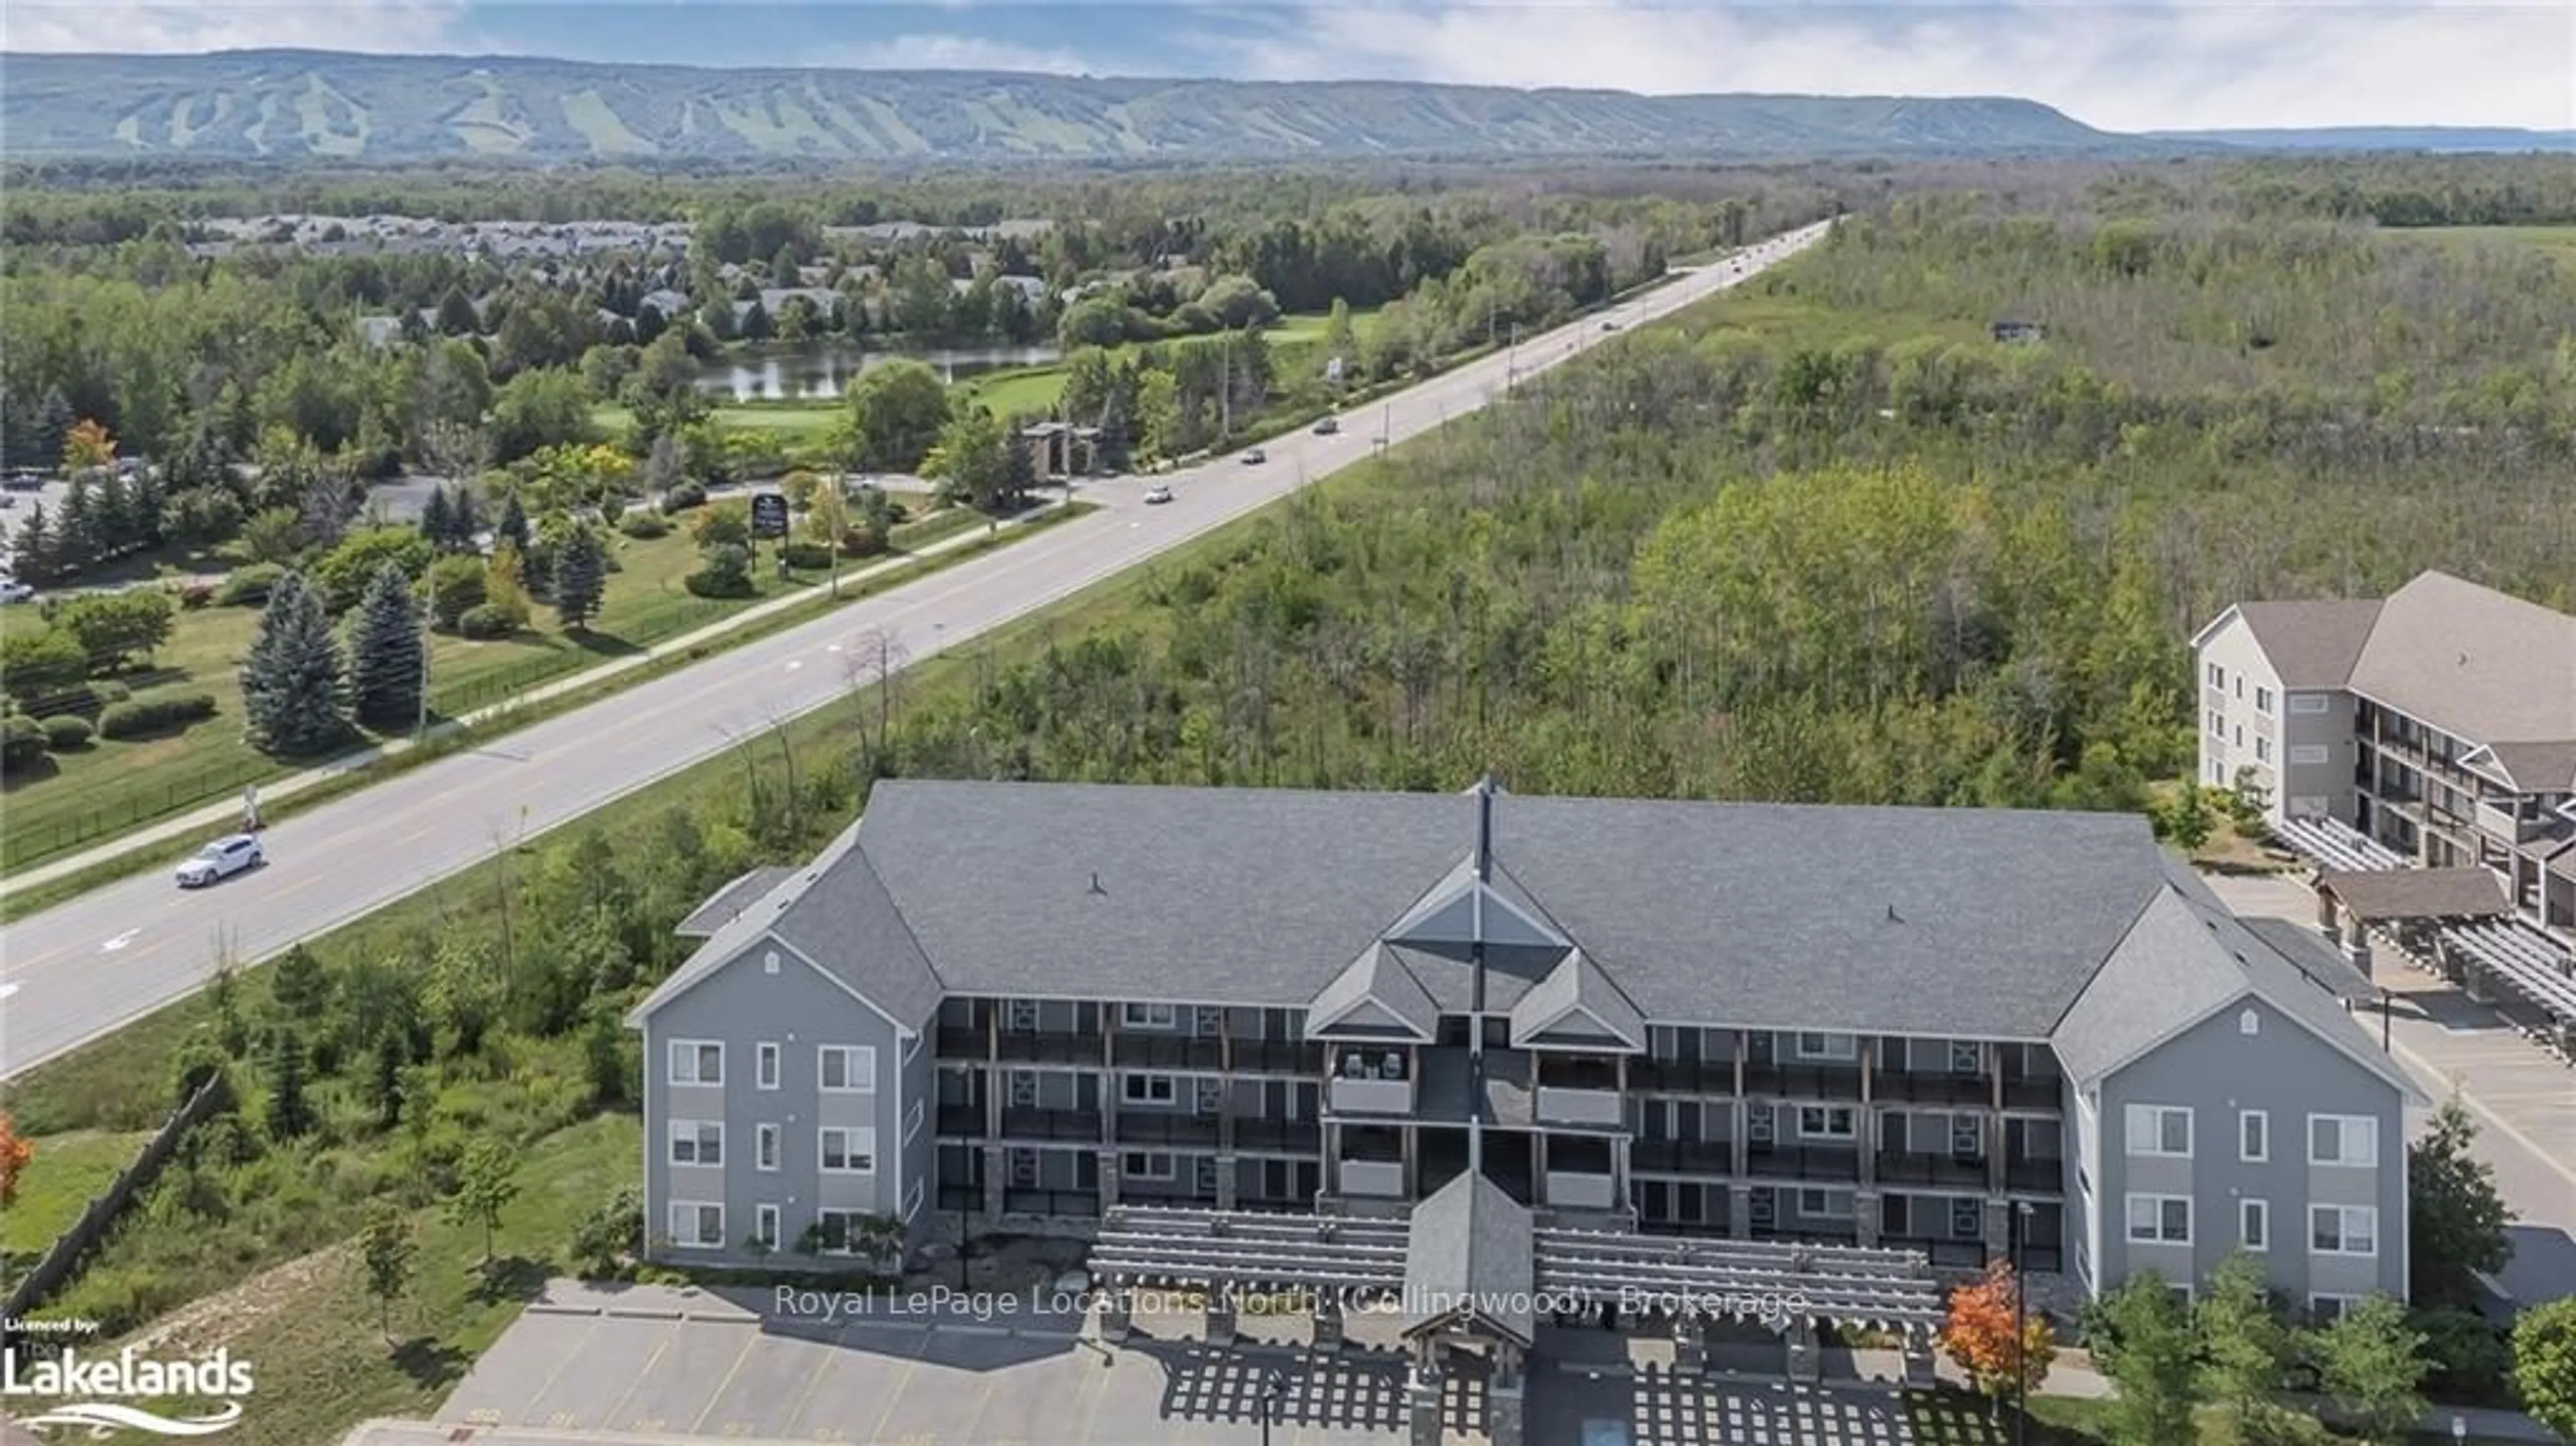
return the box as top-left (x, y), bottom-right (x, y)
top-left (2087, 1272), bottom-right (2204, 1446)
top-left (358, 1204), bottom-right (417, 1341)
top-left (445, 1139), bottom-right (522, 1265)
top-left (2311, 1294), bottom-right (2428, 1445)
top-left (0, 1113), bottom-right (32, 1209)
top-left (2408, 1095), bottom-right (2512, 1309)
top-left (1939, 1260), bottom-right (2055, 1418)
top-left (2514, 1298), bottom-right (2576, 1444)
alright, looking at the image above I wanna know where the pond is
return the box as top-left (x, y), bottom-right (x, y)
top-left (700, 343), bottom-right (1063, 401)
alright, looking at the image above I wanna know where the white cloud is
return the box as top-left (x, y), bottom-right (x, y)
top-left (1209, 2), bottom-right (2576, 131)
top-left (0, 0), bottom-right (473, 54)
top-left (816, 32), bottom-right (1100, 73)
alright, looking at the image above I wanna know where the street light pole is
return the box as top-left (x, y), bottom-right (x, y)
top-left (2012, 1201), bottom-right (2033, 1446)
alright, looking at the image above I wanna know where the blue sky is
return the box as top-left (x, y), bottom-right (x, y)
top-left (3, 1), bottom-right (2571, 132)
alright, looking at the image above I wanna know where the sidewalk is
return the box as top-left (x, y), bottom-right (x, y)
top-left (0, 498), bottom-right (1066, 899)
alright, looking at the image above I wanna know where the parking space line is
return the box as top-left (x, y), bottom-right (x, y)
top-left (775, 1324), bottom-right (845, 1435)
top-left (515, 1314), bottom-right (599, 1423)
top-left (861, 1343), bottom-right (920, 1446)
top-left (1067, 1341), bottom-right (1110, 1444)
top-left (595, 1319), bottom-right (681, 1428)
top-left (953, 1367), bottom-right (1002, 1445)
top-left (686, 1326), bottom-right (761, 1437)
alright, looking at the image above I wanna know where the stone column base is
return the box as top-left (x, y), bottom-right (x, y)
top-left (1901, 1333), bottom-right (1938, 1388)
top-left (981, 1146), bottom-right (1007, 1218)
top-left (1313, 1295), bottom-right (1345, 1353)
top-left (1786, 1323), bottom-right (1822, 1385)
top-left (1408, 1370), bottom-right (1444, 1446)
top-left (1673, 1315), bottom-right (1706, 1377)
top-left (1489, 1384), bottom-right (1525, 1446)
top-left (1205, 1291), bottom-right (1236, 1349)
top-left (1216, 1153), bottom-right (1239, 1211)
top-left (1730, 1184), bottom-right (1754, 1241)
top-left (1099, 1288), bottom-right (1132, 1344)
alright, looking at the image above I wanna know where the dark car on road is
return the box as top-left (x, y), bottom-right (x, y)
top-left (1312, 416), bottom-right (1340, 436)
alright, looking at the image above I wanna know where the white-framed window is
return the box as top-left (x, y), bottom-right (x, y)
top-left (669, 1119), bottom-right (723, 1167)
top-left (815, 1208), bottom-right (869, 1256)
top-left (2125, 1104), bottom-right (2193, 1158)
top-left (1799, 1188), bottom-right (1855, 1219)
top-left (756, 1042), bottom-right (781, 1091)
top-left (668, 1040), bottom-right (723, 1087)
top-left (1123, 1073), bottom-right (1177, 1105)
top-left (2206, 662), bottom-right (2224, 689)
top-left (2310, 1205), bottom-right (2378, 1256)
top-left (1120, 1002), bottom-right (1177, 1029)
top-left (2233, 677), bottom-right (2243, 700)
top-left (2290, 693), bottom-right (2330, 715)
top-left (2241, 1199), bottom-right (2269, 1252)
top-left (2255, 687), bottom-right (2274, 715)
top-left (754, 1203), bottom-right (781, 1251)
top-left (756, 1123), bottom-right (780, 1172)
top-left (1795, 1105), bottom-right (1856, 1141)
top-left (2239, 1110), bottom-right (2268, 1162)
top-left (2309, 1114), bottom-right (2378, 1168)
top-left (1122, 1151), bottom-right (1175, 1180)
top-left (667, 1201), bottom-right (723, 1248)
top-left (818, 1045), bottom-right (876, 1093)
top-left (2239, 1008), bottom-right (2261, 1037)
top-left (1793, 1032), bottom-right (1857, 1061)
top-left (819, 1127), bottom-right (877, 1174)
top-left (2126, 1193), bottom-right (2192, 1244)
top-left (2255, 736), bottom-right (2273, 763)
top-left (2309, 1294), bottom-right (2361, 1324)
top-left (2169, 1282), bottom-right (2196, 1309)
top-left (763, 951), bottom-right (781, 975)
top-left (2206, 710), bottom-right (2226, 739)
top-left (2289, 744), bottom-right (2330, 765)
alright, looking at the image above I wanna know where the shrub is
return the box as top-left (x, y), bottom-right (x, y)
top-left (97, 692), bottom-right (219, 740)
top-left (174, 581), bottom-right (215, 610)
top-left (0, 627), bottom-right (88, 698)
top-left (684, 543), bottom-right (755, 599)
top-left (616, 510), bottom-right (670, 539)
top-left (422, 556), bottom-right (488, 629)
top-left (215, 563), bottom-right (287, 607)
top-left (313, 527), bottom-right (434, 612)
top-left (0, 714), bottom-right (47, 772)
top-left (40, 714), bottom-right (93, 749)
top-left (660, 480), bottom-right (708, 512)
top-left (455, 603), bottom-right (521, 639)
top-left (780, 540), bottom-right (834, 569)
top-left (838, 528), bottom-right (888, 559)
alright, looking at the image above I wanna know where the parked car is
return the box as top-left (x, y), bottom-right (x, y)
top-left (0, 578), bottom-right (34, 604)
top-left (176, 834), bottom-right (263, 888)
top-left (1312, 416), bottom-right (1340, 436)
top-left (1, 471), bottom-right (45, 491)
top-left (1242, 448), bottom-right (1267, 465)
top-left (1142, 486), bottom-right (1174, 506)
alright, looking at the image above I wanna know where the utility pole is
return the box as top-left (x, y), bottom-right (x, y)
top-left (415, 571), bottom-right (439, 739)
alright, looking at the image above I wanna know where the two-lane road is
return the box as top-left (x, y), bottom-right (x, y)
top-left (0, 223), bottom-right (1830, 1078)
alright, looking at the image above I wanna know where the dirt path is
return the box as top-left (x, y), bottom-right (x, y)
top-left (126, 1239), bottom-right (351, 1357)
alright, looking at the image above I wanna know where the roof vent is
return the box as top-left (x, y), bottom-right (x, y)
top-left (1088, 871), bottom-right (1107, 896)
top-left (1885, 903), bottom-right (1903, 924)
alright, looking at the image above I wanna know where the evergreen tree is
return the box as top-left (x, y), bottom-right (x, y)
top-left (370, 1030), bottom-right (407, 1128)
top-left (447, 485), bottom-right (484, 549)
top-left (496, 492), bottom-right (532, 559)
top-left (419, 487), bottom-right (452, 551)
top-left (127, 466), bottom-right (166, 551)
top-left (32, 387), bottom-right (72, 470)
top-left (264, 1030), bottom-right (317, 1140)
top-left (345, 561), bottom-right (425, 729)
top-left (9, 503), bottom-right (53, 581)
top-left (55, 474), bottom-right (97, 574)
top-left (584, 1007), bottom-right (628, 1107)
top-left (239, 571), bottom-right (349, 756)
top-left (551, 524), bottom-right (608, 631)
top-left (269, 942), bottom-right (330, 1016)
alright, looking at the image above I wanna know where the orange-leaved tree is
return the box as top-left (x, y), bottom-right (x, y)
top-left (62, 418), bottom-right (117, 473)
top-left (0, 1111), bottom-right (33, 1209)
top-left (1939, 1258), bottom-right (2057, 1418)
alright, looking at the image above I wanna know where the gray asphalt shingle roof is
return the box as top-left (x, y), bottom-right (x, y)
top-left (847, 780), bottom-right (2172, 1038)
top-left (2345, 571), bottom-right (2576, 756)
top-left (2231, 600), bottom-right (2385, 688)
top-left (2317, 867), bottom-right (2512, 922)
top-left (1511, 950), bottom-right (1646, 1048)
top-left (1309, 944), bottom-right (1442, 1038)
top-left (677, 865), bottom-right (798, 938)
top-left (1402, 1170), bottom-right (1536, 1346)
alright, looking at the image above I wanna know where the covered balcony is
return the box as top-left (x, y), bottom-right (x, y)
top-left (1326, 1045), bottom-right (1415, 1115)
top-left (1533, 1056), bottom-right (1625, 1127)
top-left (1630, 1138), bottom-right (1731, 1175)
top-left (1741, 1060), bottom-right (1865, 1101)
top-left (1336, 1125), bottom-right (1406, 1199)
top-left (1542, 1137), bottom-right (1617, 1211)
top-left (1745, 1142), bottom-right (1861, 1182)
top-left (997, 1106), bottom-right (1105, 1143)
top-left (1876, 1150), bottom-right (1988, 1190)
top-left (1234, 1118), bottom-right (1324, 1155)
top-left (1115, 1111), bottom-right (1222, 1148)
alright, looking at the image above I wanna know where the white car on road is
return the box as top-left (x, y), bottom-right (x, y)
top-left (0, 578), bottom-right (34, 604)
top-left (176, 834), bottom-right (263, 888)
top-left (1142, 486), bottom-right (1174, 505)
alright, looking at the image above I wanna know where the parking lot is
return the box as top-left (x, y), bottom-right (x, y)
top-left (429, 1282), bottom-right (1939, 1446)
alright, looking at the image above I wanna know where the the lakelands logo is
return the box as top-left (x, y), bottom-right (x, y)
top-left (2, 1345), bottom-right (254, 1437)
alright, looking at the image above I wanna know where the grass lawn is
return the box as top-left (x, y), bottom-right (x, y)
top-left (2404, 223), bottom-right (2576, 269)
top-left (591, 402), bottom-right (843, 447)
top-left (0, 1128), bottom-right (152, 1256)
top-left (954, 362), bottom-right (1068, 419)
top-left (0, 516), bottom-right (824, 874)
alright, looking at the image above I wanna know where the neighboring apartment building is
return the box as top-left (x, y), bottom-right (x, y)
top-left (629, 779), bottom-right (2422, 1314)
top-left (2194, 570), bottom-right (2576, 946)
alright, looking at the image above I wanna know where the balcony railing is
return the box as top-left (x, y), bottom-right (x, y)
top-left (2005, 1159), bottom-right (2067, 1194)
top-left (1535, 1086), bottom-right (1627, 1128)
top-left (935, 1026), bottom-right (988, 1059)
top-left (1744, 1144), bottom-right (1861, 1182)
top-left (1629, 1058), bottom-right (1734, 1094)
top-left (2000, 1074), bottom-right (2065, 1111)
top-left (1002, 1188), bottom-right (1099, 1218)
top-left (1875, 1152), bottom-right (1988, 1189)
top-left (936, 1105), bottom-right (988, 1138)
top-left (1327, 1076), bottom-right (1415, 1115)
top-left (997, 1032), bottom-right (1105, 1066)
top-left (1119, 1035), bottom-right (1224, 1071)
top-left (1340, 1160), bottom-right (1405, 1198)
top-left (1231, 1040), bottom-right (1326, 1075)
top-left (1872, 1072), bottom-right (1992, 1107)
top-left (1631, 1139), bottom-right (1733, 1174)
top-left (1886, 1237), bottom-right (1989, 1270)
top-left (1741, 1062), bottom-right (1865, 1101)
top-left (997, 1107), bottom-right (1104, 1143)
top-left (1544, 1170), bottom-right (1618, 1211)
top-left (1234, 1119), bottom-right (1323, 1154)
top-left (936, 1183), bottom-right (980, 1213)
top-left (1115, 1111), bottom-right (1222, 1148)
top-left (2478, 799), bottom-right (2544, 844)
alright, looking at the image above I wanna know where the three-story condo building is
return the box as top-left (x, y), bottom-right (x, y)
top-left (2194, 569), bottom-right (2576, 947)
top-left (629, 779), bottom-right (2422, 1314)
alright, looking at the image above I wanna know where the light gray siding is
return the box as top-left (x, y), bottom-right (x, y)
top-left (641, 937), bottom-right (916, 1270)
top-left (2094, 995), bottom-right (2406, 1304)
